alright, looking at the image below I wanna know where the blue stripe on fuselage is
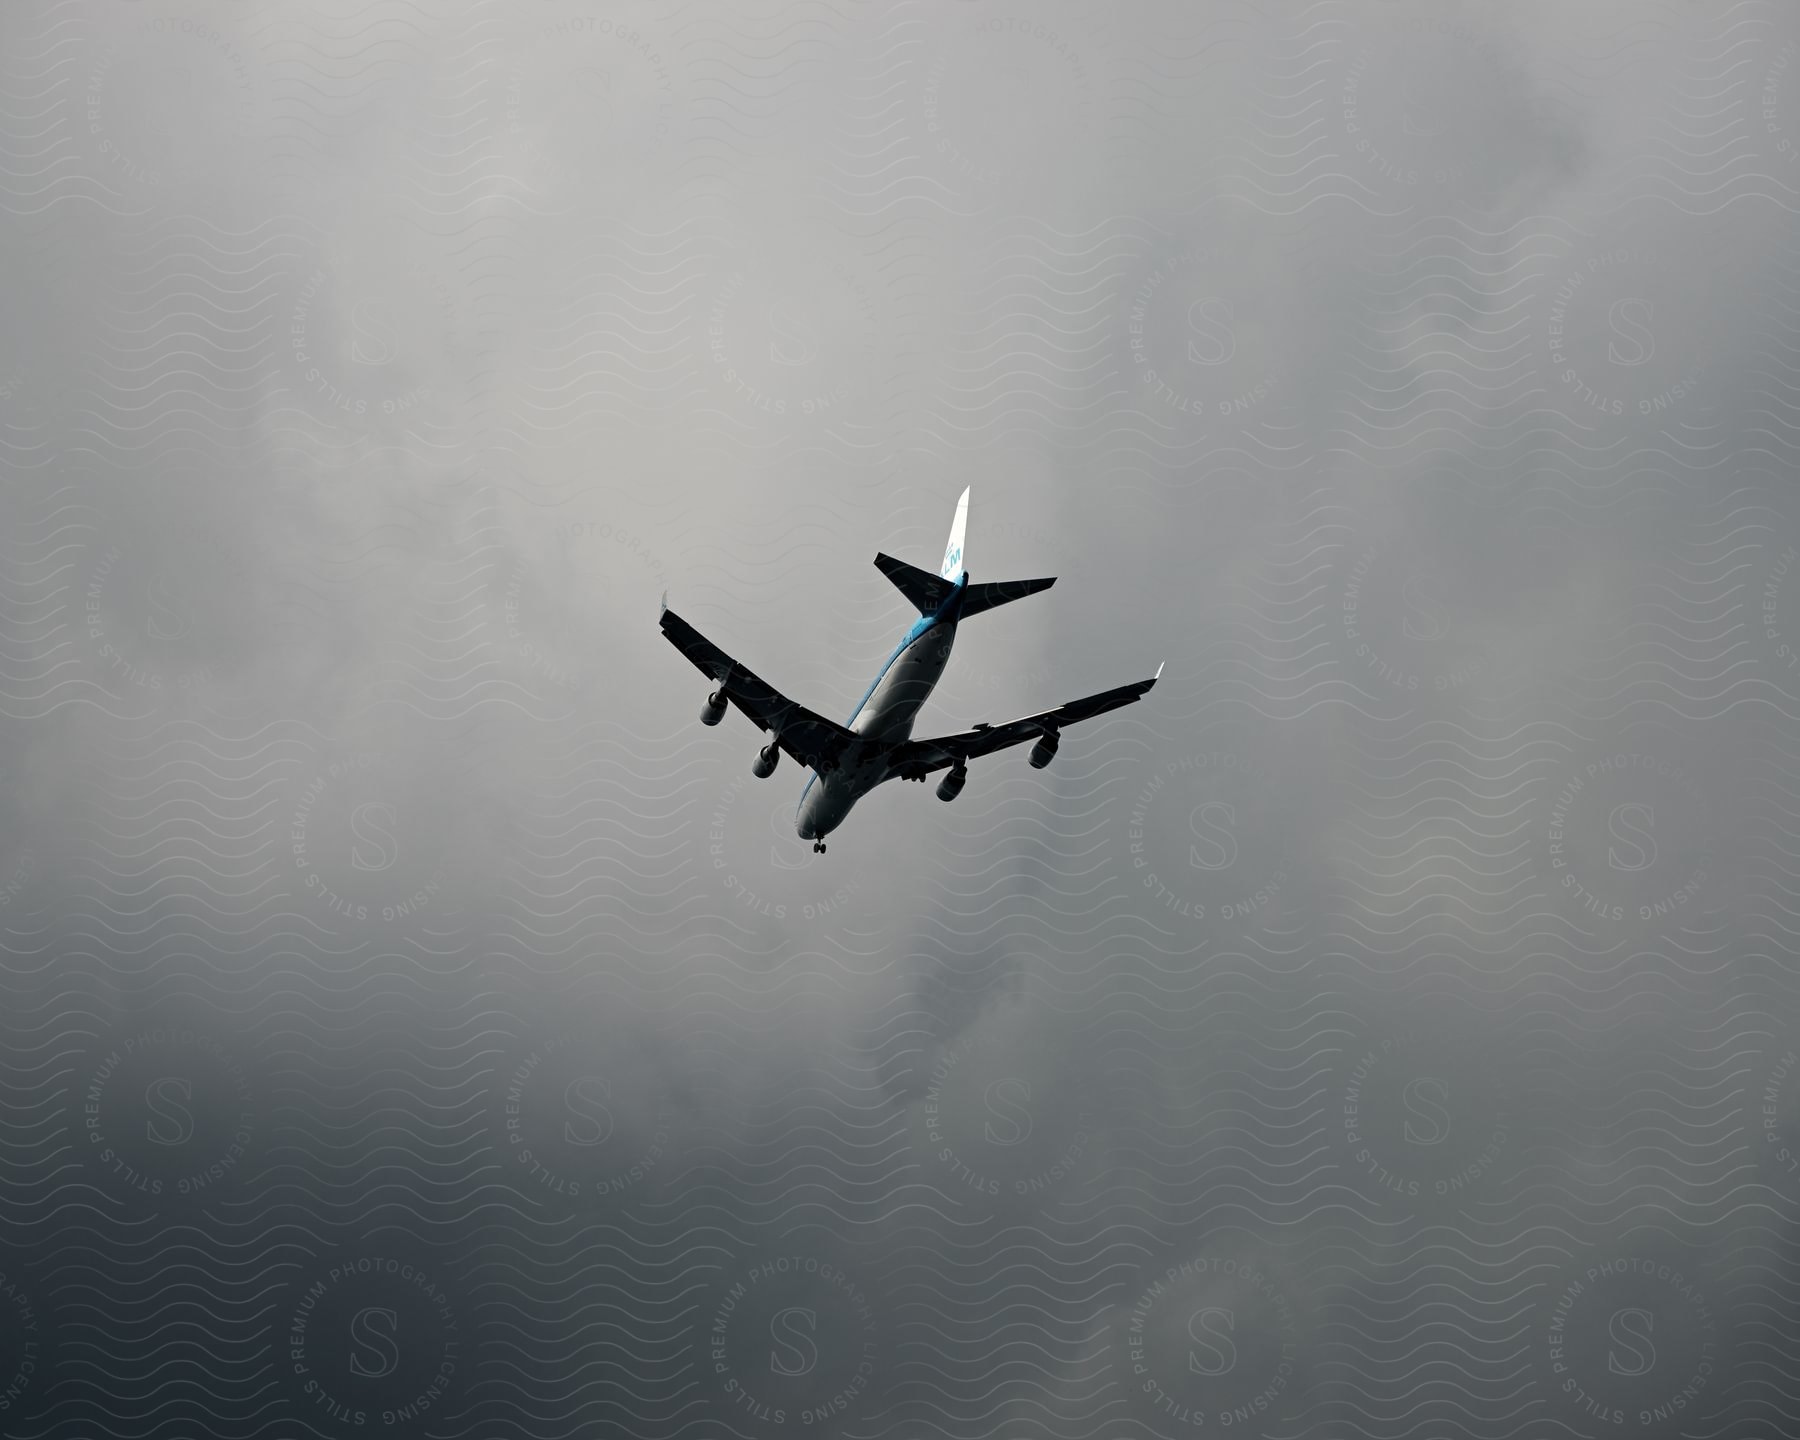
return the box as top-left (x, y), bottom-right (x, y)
top-left (797, 615), bottom-right (934, 815)
top-left (797, 573), bottom-right (967, 816)
top-left (845, 615), bottom-right (936, 728)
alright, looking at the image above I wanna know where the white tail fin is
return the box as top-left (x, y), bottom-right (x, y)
top-left (940, 486), bottom-right (969, 580)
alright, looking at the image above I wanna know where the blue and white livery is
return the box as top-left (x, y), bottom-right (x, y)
top-left (660, 487), bottom-right (1161, 853)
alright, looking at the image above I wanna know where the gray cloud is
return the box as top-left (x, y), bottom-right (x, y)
top-left (0, 1), bottom-right (1797, 1437)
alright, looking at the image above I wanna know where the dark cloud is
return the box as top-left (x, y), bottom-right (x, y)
top-left (0, 1), bottom-right (1796, 1437)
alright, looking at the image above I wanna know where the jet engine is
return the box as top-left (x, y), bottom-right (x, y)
top-left (936, 764), bottom-right (967, 802)
top-left (1028, 732), bottom-right (1059, 769)
top-left (700, 689), bottom-right (727, 726)
top-left (752, 741), bottom-right (779, 778)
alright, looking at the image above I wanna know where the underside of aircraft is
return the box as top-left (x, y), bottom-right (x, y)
top-left (660, 488), bottom-right (1161, 851)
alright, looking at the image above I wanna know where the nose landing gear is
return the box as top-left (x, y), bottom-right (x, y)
top-left (812, 840), bottom-right (827, 854)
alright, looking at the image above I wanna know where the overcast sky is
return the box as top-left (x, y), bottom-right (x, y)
top-left (2, 1), bottom-right (1800, 1436)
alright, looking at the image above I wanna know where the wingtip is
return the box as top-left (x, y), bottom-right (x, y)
top-left (1154, 661), bottom-right (1164, 681)
top-left (659, 589), bottom-right (668, 616)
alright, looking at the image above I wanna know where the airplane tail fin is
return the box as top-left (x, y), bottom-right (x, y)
top-left (876, 487), bottom-right (1055, 619)
top-left (940, 486), bottom-right (969, 580)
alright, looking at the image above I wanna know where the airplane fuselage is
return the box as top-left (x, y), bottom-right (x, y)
top-left (797, 587), bottom-right (962, 840)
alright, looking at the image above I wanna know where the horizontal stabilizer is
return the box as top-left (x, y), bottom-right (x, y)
top-left (958, 575), bottom-right (1055, 619)
top-left (874, 551), bottom-right (954, 616)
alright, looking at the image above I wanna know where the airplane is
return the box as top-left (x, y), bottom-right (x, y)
top-left (659, 487), bottom-right (1162, 853)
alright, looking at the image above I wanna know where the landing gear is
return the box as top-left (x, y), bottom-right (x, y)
top-left (812, 840), bottom-right (827, 854)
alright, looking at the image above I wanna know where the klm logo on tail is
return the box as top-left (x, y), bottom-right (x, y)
top-left (940, 487), bottom-right (969, 579)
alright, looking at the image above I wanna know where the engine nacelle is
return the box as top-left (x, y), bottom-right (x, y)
top-left (1028, 732), bottom-right (1059, 769)
top-left (936, 765), bottom-right (967, 802)
top-left (700, 689), bottom-right (727, 726)
top-left (752, 742), bottom-right (779, 779)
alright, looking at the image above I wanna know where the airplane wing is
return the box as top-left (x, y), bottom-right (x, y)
top-left (659, 603), bottom-right (858, 772)
top-left (889, 665), bottom-right (1163, 777)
